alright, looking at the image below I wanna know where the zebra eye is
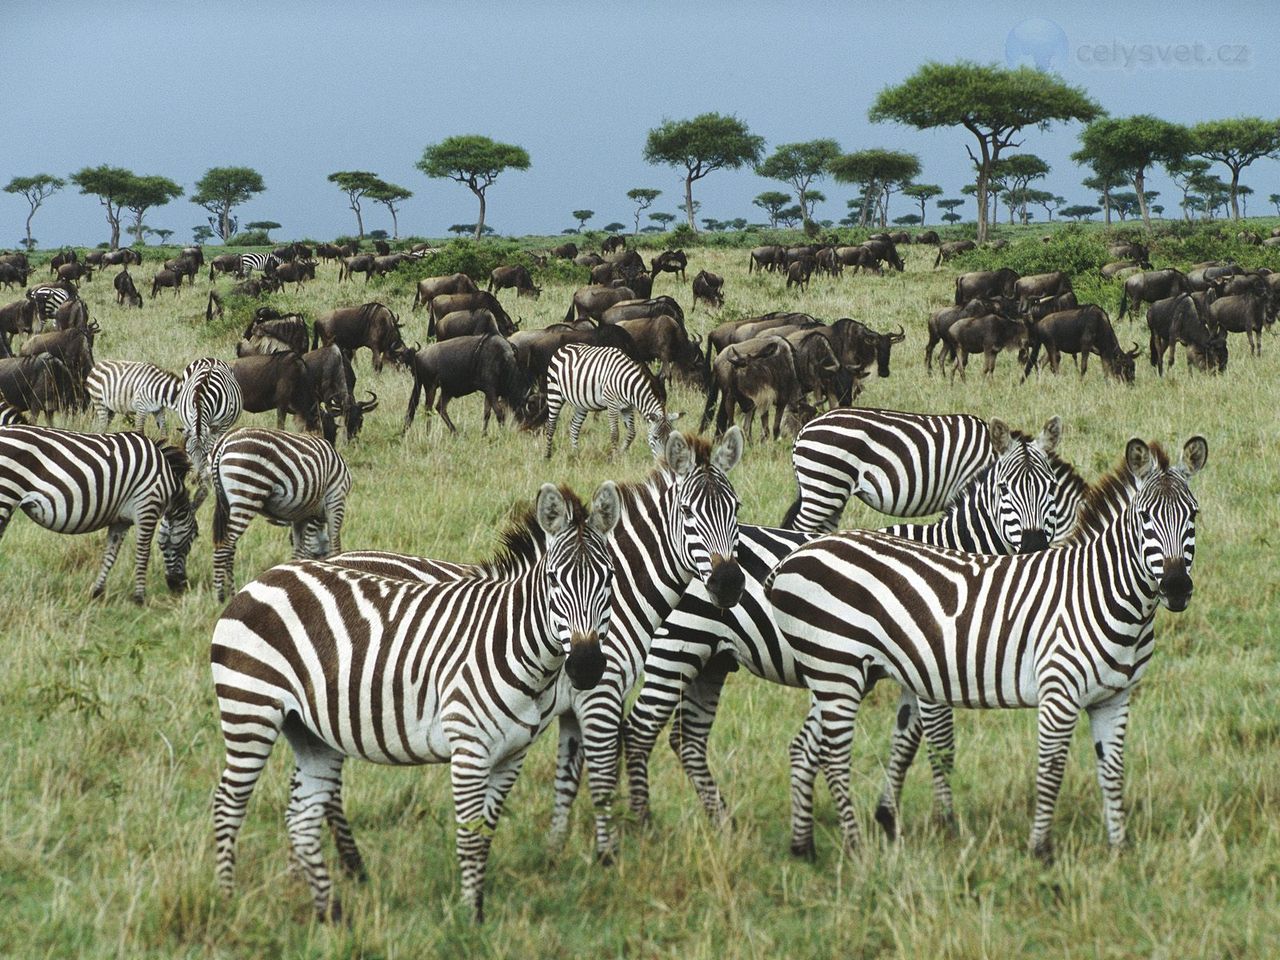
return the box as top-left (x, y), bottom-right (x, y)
top-left (681, 504), bottom-right (694, 517)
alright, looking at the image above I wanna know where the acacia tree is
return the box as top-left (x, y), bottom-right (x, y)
top-left (191, 167), bottom-right (266, 242)
top-left (753, 190), bottom-right (791, 228)
top-left (643, 113), bottom-right (764, 231)
top-left (902, 183), bottom-right (941, 225)
top-left (367, 181), bottom-right (412, 239)
top-left (1167, 158), bottom-right (1211, 220)
top-left (246, 220), bottom-right (282, 241)
top-left (869, 62), bottom-right (1101, 242)
top-left (70, 165), bottom-right (141, 249)
top-left (4, 174), bottom-right (64, 251)
top-left (937, 197), bottom-right (965, 222)
top-left (328, 171), bottom-right (385, 239)
top-left (1270, 193), bottom-right (1280, 216)
top-left (829, 149), bottom-right (920, 226)
top-left (602, 221), bottom-right (626, 233)
top-left (755, 138), bottom-right (841, 229)
top-left (122, 175), bottom-right (183, 245)
top-left (417, 135), bottom-right (530, 240)
top-left (649, 212), bottom-right (676, 230)
top-left (1190, 117), bottom-right (1280, 220)
top-left (1076, 116), bottom-right (1190, 228)
top-left (626, 188), bottom-right (661, 235)
top-left (989, 154), bottom-right (1049, 223)
top-left (572, 209), bottom-right (594, 232)
top-left (1061, 204), bottom-right (1100, 221)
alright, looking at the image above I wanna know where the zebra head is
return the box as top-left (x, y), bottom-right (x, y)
top-left (645, 411), bottom-right (684, 460)
top-left (987, 416), bottom-right (1062, 553)
top-left (662, 427), bottom-right (745, 609)
top-left (537, 481), bottom-right (621, 690)
top-left (1125, 436), bottom-right (1207, 612)
top-left (158, 482), bottom-right (206, 592)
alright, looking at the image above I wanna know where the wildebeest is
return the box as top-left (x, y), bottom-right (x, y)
top-left (53, 297), bottom-right (90, 332)
top-left (783, 327), bottom-right (850, 409)
top-left (1101, 260), bottom-right (1145, 280)
top-left (1014, 271), bottom-right (1072, 309)
top-left (370, 254), bottom-right (408, 278)
top-left (302, 345), bottom-right (377, 441)
top-left (412, 272), bottom-right (479, 312)
top-left (703, 336), bottom-right (809, 440)
top-left (915, 230), bottom-right (940, 245)
top-left (373, 240), bottom-right (391, 256)
top-left (565, 284), bottom-right (635, 323)
top-left (427, 291), bottom-right (515, 337)
top-left (933, 240), bottom-right (976, 267)
top-left (0, 263), bottom-right (28, 289)
top-left (488, 264), bottom-right (541, 299)
top-left (151, 269), bottom-right (183, 298)
top-left (813, 247), bottom-right (843, 278)
top-left (1147, 294), bottom-right (1227, 375)
top-left (49, 248), bottom-right (77, 274)
top-left (0, 299), bottom-right (39, 355)
top-left (834, 245), bottom-right (883, 274)
top-left (551, 242), bottom-right (578, 259)
top-left (651, 249), bottom-right (688, 281)
top-left (274, 259), bottom-right (317, 291)
top-left (786, 258), bottom-right (815, 291)
top-left (101, 248), bottom-right (142, 268)
top-left (1207, 292), bottom-right (1267, 356)
top-left (941, 313), bottom-right (1028, 380)
top-left (273, 242), bottom-right (312, 262)
top-left (315, 243), bottom-right (345, 263)
top-left (1186, 263), bottom-right (1240, 292)
top-left (236, 310), bottom-right (310, 357)
top-left (400, 334), bottom-right (529, 435)
top-left (0, 353), bottom-right (70, 423)
top-left (181, 246), bottom-right (205, 270)
top-left (1118, 269), bottom-right (1190, 321)
top-left (435, 308), bottom-right (506, 341)
top-left (614, 315), bottom-right (705, 387)
top-left (749, 245), bottom-right (785, 273)
top-left (339, 254), bottom-right (376, 282)
top-left (163, 256), bottom-right (198, 285)
top-left (114, 269), bottom-right (143, 307)
top-left (601, 235), bottom-right (626, 254)
top-left (574, 252), bottom-right (605, 269)
top-left (230, 352), bottom-right (326, 436)
top-left (311, 302), bottom-right (406, 372)
top-left (861, 237), bottom-right (904, 272)
top-left (1108, 241), bottom-right (1149, 263)
top-left (1022, 290), bottom-right (1079, 322)
top-left (621, 272), bottom-right (653, 299)
top-left (1021, 305), bottom-right (1138, 382)
top-left (601, 296), bottom-right (686, 327)
top-left (692, 270), bottom-right (725, 309)
top-left (824, 318), bottom-right (905, 379)
top-left (20, 326), bottom-right (96, 410)
top-left (955, 268), bottom-right (1019, 305)
top-left (209, 253), bottom-right (241, 280)
top-left (55, 262), bottom-right (93, 285)
top-left (704, 312), bottom-right (821, 378)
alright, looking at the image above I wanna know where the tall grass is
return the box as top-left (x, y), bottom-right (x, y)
top-left (1, 235), bottom-right (1278, 959)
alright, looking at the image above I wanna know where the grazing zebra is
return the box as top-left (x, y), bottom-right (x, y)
top-left (0, 424), bottom-right (202, 602)
top-left (87, 359), bottom-right (182, 433)
top-left (330, 428), bottom-right (745, 861)
top-left (210, 427), bottom-right (352, 601)
top-left (25, 283), bottom-right (76, 328)
top-left (623, 416), bottom-right (1071, 826)
top-left (544, 342), bottom-right (675, 458)
top-left (177, 358), bottom-right (242, 480)
top-left (237, 252), bottom-right (280, 278)
top-left (0, 399), bottom-right (26, 425)
top-left (211, 481), bottom-right (621, 921)
top-left (766, 435), bottom-right (1206, 861)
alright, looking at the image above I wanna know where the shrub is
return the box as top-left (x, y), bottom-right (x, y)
top-left (950, 225), bottom-right (1111, 277)
top-left (227, 229), bottom-right (270, 246)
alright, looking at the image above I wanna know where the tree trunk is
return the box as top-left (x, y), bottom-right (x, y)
top-left (1135, 167), bottom-right (1151, 228)
top-left (1102, 189), bottom-right (1112, 226)
top-left (354, 203), bottom-right (365, 239)
top-left (108, 210), bottom-right (121, 250)
top-left (221, 205), bottom-right (233, 242)
top-left (473, 187), bottom-right (486, 240)
top-left (1228, 165), bottom-right (1241, 220)
top-left (974, 139), bottom-right (991, 244)
top-left (133, 210), bottom-right (146, 246)
top-left (389, 207), bottom-right (399, 239)
top-left (684, 175), bottom-right (697, 232)
top-left (24, 206), bottom-right (35, 249)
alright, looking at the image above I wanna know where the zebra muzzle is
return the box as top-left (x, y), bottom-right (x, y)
top-left (1158, 559), bottom-right (1193, 612)
top-left (1019, 529), bottom-right (1050, 553)
top-left (706, 554), bottom-right (745, 609)
top-left (565, 632), bottom-right (607, 690)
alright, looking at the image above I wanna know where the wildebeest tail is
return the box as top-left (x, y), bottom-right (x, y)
top-left (699, 369), bottom-right (720, 434)
top-left (1116, 286), bottom-right (1128, 321)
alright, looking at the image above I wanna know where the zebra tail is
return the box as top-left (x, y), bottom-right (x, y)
top-left (212, 469), bottom-right (230, 546)
top-left (780, 490), bottom-right (804, 529)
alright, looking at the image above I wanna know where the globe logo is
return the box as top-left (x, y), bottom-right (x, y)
top-left (1006, 19), bottom-right (1069, 70)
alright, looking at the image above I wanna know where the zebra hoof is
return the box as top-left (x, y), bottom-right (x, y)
top-left (790, 839), bottom-right (816, 861)
top-left (1032, 838), bottom-right (1055, 865)
top-left (317, 897), bottom-right (344, 924)
top-left (90, 585), bottom-right (105, 600)
top-left (934, 811), bottom-right (959, 838)
top-left (595, 848), bottom-right (616, 868)
top-left (873, 802), bottom-right (898, 841)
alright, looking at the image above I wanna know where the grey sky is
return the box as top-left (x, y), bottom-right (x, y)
top-left (4, 0), bottom-right (1277, 247)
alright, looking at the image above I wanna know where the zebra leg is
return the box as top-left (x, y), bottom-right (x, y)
top-left (623, 638), bottom-right (718, 822)
top-left (874, 688), bottom-right (923, 841)
top-left (816, 693), bottom-right (865, 854)
top-left (213, 699), bottom-right (284, 902)
top-left (323, 493), bottom-right (346, 558)
top-left (91, 521), bottom-right (130, 600)
top-left (128, 509), bottom-right (164, 604)
top-left (213, 504), bottom-right (257, 603)
top-left (543, 396), bottom-right (561, 459)
top-left (1029, 691), bottom-right (1081, 863)
top-left (290, 521), bottom-right (311, 560)
top-left (92, 404), bottom-right (112, 431)
top-left (606, 408), bottom-right (620, 453)
top-left (919, 700), bottom-right (958, 834)
top-left (321, 767), bottom-right (367, 880)
top-left (450, 755), bottom-right (496, 922)
top-left (788, 701), bottom-right (824, 859)
top-left (621, 409), bottom-right (637, 451)
top-left (549, 711), bottom-right (585, 844)
top-left (1086, 690), bottom-right (1131, 850)
top-left (579, 691), bottom-right (626, 864)
top-left (569, 409), bottom-right (588, 451)
top-left (668, 655), bottom-right (735, 824)
top-left (283, 730), bottom-right (347, 921)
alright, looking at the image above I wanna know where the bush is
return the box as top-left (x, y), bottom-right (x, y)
top-left (950, 225), bottom-right (1111, 277)
top-left (366, 239), bottom-right (586, 299)
top-left (227, 229), bottom-right (271, 246)
top-left (668, 223), bottom-right (697, 248)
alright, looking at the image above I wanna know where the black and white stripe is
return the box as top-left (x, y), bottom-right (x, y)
top-left (87, 359), bottom-right (182, 432)
top-left (331, 429), bottom-right (746, 861)
top-left (622, 417), bottom-right (1071, 825)
top-left (766, 436), bottom-right (1205, 860)
top-left (177, 358), bottom-right (242, 480)
top-left (25, 283), bottom-right (76, 328)
top-left (544, 342), bottom-right (674, 457)
top-left (0, 400), bottom-right (26, 425)
top-left (211, 482), bottom-right (620, 921)
top-left (237, 252), bottom-right (280, 277)
top-left (0, 424), bottom-right (201, 602)
top-left (210, 427), bottom-right (352, 600)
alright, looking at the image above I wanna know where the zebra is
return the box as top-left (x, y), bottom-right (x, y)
top-left (25, 283), bottom-right (76, 329)
top-left (87, 359), bottom-right (182, 433)
top-left (766, 435), bottom-right (1205, 861)
top-left (211, 481), bottom-right (621, 922)
top-left (622, 416), bottom-right (1072, 827)
top-left (330, 428), bottom-right (745, 861)
top-left (544, 342), bottom-right (675, 458)
top-left (210, 427), bottom-right (352, 601)
top-left (0, 399), bottom-right (26, 425)
top-left (176, 358), bottom-right (242, 481)
top-left (0, 424), bottom-right (202, 602)
top-left (237, 252), bottom-right (280, 278)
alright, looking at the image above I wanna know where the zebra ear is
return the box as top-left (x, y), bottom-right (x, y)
top-left (712, 425), bottom-right (744, 473)
top-left (589, 481), bottom-right (621, 537)
top-left (535, 484), bottom-right (570, 536)
top-left (1125, 438), bottom-right (1154, 480)
top-left (1036, 416), bottom-right (1062, 455)
top-left (990, 418), bottom-right (1011, 455)
top-left (1179, 436), bottom-right (1208, 476)
top-left (664, 431), bottom-right (693, 476)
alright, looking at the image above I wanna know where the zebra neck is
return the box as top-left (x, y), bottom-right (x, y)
top-left (1079, 516), bottom-right (1163, 637)
top-left (612, 475), bottom-right (696, 629)
top-left (501, 565), bottom-right (566, 682)
top-left (882, 496), bottom-right (992, 553)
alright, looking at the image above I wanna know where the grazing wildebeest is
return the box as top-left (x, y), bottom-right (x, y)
top-left (1022, 305), bottom-right (1138, 382)
top-left (623, 271), bottom-right (653, 299)
top-left (651, 249), bottom-right (688, 281)
top-left (488, 264), bottom-right (541, 299)
top-left (1207, 292), bottom-right (1267, 356)
top-left (163, 256), bottom-right (198, 285)
top-left (302, 345), bottom-right (376, 441)
top-left (614, 315), bottom-right (705, 386)
top-left (1101, 260), bottom-right (1145, 280)
top-left (370, 254), bottom-right (407, 278)
top-left (435, 308), bottom-right (505, 341)
top-left (574, 252), bottom-right (605, 269)
top-left (566, 284), bottom-right (636, 323)
top-left (1147, 294), bottom-right (1228, 375)
top-left (915, 230), bottom-right (940, 245)
top-left (230, 352), bottom-right (326, 436)
top-left (1118, 269), bottom-right (1190, 321)
top-left (273, 242), bottom-right (312, 262)
top-left (703, 312), bottom-right (819, 378)
top-left (55, 262), bottom-right (93, 285)
top-left (0, 299), bottom-right (39, 355)
top-left (834, 245), bottom-right (883, 274)
top-left (749, 245), bottom-right (785, 273)
top-left (1014, 271), bottom-right (1072, 310)
top-left (813, 247), bottom-right (842, 278)
top-left (20, 326), bottom-right (96, 410)
top-left (955, 268), bottom-right (1019, 305)
top-left (400, 334), bottom-right (529, 434)
top-left (941, 313), bottom-right (1028, 380)
top-left (274, 259), bottom-right (317, 291)
top-left (311, 302), bottom-right (405, 372)
top-left (692, 270), bottom-right (725, 309)
top-left (703, 336), bottom-right (809, 440)
top-left (339, 254), bottom-right (376, 283)
top-left (1187, 264), bottom-right (1240, 292)
top-left (49, 248), bottom-right (77, 274)
top-left (236, 311), bottom-right (309, 356)
top-left (1108, 241), bottom-right (1149, 263)
top-left (114, 269), bottom-right (143, 307)
top-left (0, 353), bottom-right (70, 423)
top-left (0, 263), bottom-right (28, 289)
top-left (783, 327), bottom-right (850, 409)
top-left (551, 242), bottom-right (578, 259)
top-left (786, 258), bottom-right (815, 292)
top-left (151, 269), bottom-right (183, 298)
top-left (412, 272), bottom-right (479, 312)
top-left (933, 240), bottom-right (976, 267)
top-left (314, 243), bottom-right (344, 263)
top-left (427, 290), bottom-right (514, 337)
top-left (101, 248), bottom-right (142, 268)
top-left (602, 235), bottom-right (626, 254)
top-left (862, 237), bottom-right (904, 272)
top-left (1022, 291), bottom-right (1078, 323)
top-left (209, 253), bottom-right (240, 280)
top-left (601, 296), bottom-right (686, 327)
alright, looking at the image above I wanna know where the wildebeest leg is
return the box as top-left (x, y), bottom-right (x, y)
top-left (90, 521), bottom-right (130, 599)
top-left (402, 367), bottom-right (426, 435)
top-left (436, 394), bottom-right (459, 434)
top-left (984, 349), bottom-right (997, 377)
top-left (1048, 347), bottom-right (1062, 375)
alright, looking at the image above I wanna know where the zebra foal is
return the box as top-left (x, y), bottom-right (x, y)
top-left (87, 359), bottom-right (182, 433)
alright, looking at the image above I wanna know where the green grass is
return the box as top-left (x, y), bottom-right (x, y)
top-left (2, 234), bottom-right (1279, 959)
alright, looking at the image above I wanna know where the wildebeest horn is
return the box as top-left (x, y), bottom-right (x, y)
top-left (358, 391), bottom-right (378, 412)
top-left (324, 396), bottom-right (343, 413)
top-left (889, 324), bottom-right (906, 343)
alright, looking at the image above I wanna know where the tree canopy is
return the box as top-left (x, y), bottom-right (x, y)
top-left (417, 135), bottom-right (530, 239)
top-left (191, 167), bottom-right (266, 242)
top-left (626, 188), bottom-right (661, 235)
top-left (1076, 115), bottom-right (1190, 226)
top-left (643, 113), bottom-right (764, 231)
top-left (753, 191), bottom-right (792, 229)
top-left (755, 139), bottom-right (841, 227)
top-left (367, 181), bottom-right (412, 239)
top-left (70, 165), bottom-right (142, 249)
top-left (4, 174), bottom-right (64, 250)
top-left (869, 61), bottom-right (1101, 241)
top-left (328, 171), bottom-right (386, 239)
top-left (571, 209), bottom-right (594, 231)
top-left (1189, 117), bottom-right (1280, 219)
top-left (830, 149), bottom-right (920, 226)
top-left (121, 175), bottom-right (183, 245)
top-left (902, 183), bottom-right (942, 224)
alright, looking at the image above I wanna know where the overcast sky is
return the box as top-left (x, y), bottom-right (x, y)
top-left (4, 0), bottom-right (1278, 247)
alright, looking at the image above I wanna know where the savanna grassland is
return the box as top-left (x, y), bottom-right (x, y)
top-left (2, 229), bottom-right (1279, 960)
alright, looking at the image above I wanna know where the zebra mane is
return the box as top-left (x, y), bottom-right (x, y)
top-left (157, 442), bottom-right (192, 486)
top-left (938, 429), bottom-right (1083, 515)
top-left (473, 484), bottom-right (587, 578)
top-left (1066, 443), bottom-right (1169, 544)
